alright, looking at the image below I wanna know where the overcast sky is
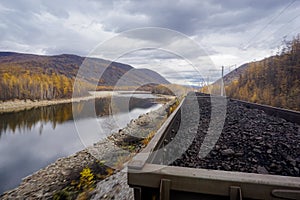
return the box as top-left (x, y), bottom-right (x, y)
top-left (1, 0), bottom-right (300, 85)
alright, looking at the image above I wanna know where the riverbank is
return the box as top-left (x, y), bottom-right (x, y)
top-left (0, 98), bottom-right (178, 199)
top-left (0, 91), bottom-right (174, 114)
top-left (0, 93), bottom-right (103, 114)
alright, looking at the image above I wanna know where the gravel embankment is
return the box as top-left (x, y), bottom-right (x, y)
top-left (156, 94), bottom-right (300, 177)
top-left (91, 171), bottom-right (133, 200)
top-left (0, 98), bottom-right (176, 199)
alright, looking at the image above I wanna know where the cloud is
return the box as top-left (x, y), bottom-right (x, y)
top-left (0, 0), bottom-right (115, 55)
top-left (0, 0), bottom-right (299, 84)
top-left (115, 48), bottom-right (215, 85)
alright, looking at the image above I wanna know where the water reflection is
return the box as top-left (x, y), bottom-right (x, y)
top-left (0, 94), bottom-right (162, 194)
top-left (0, 104), bottom-right (74, 136)
top-left (0, 96), bottom-right (157, 136)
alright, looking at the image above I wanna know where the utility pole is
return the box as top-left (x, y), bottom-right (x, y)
top-left (207, 76), bottom-right (210, 86)
top-left (221, 66), bottom-right (224, 96)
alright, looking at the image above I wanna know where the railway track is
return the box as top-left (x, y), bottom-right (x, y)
top-left (128, 92), bottom-right (300, 200)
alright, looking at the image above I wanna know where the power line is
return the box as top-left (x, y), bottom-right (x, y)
top-left (285, 25), bottom-right (300, 37)
top-left (243, 0), bottom-right (296, 49)
top-left (252, 14), bottom-right (300, 44)
top-left (256, 11), bottom-right (300, 45)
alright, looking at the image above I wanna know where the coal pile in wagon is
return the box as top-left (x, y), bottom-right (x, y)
top-left (153, 93), bottom-right (300, 177)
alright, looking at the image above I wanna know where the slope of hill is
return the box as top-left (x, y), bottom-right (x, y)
top-left (222, 63), bottom-right (249, 85)
top-left (224, 36), bottom-right (300, 111)
top-left (0, 52), bottom-right (169, 101)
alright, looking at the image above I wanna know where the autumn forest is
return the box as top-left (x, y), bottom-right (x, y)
top-left (226, 35), bottom-right (300, 111)
top-left (0, 53), bottom-right (169, 101)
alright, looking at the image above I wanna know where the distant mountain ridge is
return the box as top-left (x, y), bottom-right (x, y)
top-left (0, 52), bottom-right (169, 100)
top-left (0, 52), bottom-right (169, 86)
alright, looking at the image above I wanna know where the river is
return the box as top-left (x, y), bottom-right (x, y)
top-left (0, 93), bottom-right (163, 194)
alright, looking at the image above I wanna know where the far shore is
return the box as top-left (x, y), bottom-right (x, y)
top-left (0, 91), bottom-right (174, 113)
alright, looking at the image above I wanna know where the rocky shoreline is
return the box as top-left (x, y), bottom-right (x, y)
top-left (0, 98), bottom-right (177, 199)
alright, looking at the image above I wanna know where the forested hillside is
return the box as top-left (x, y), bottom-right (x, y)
top-left (0, 52), bottom-right (169, 101)
top-left (151, 84), bottom-right (194, 96)
top-left (225, 36), bottom-right (300, 111)
top-left (0, 71), bottom-right (74, 100)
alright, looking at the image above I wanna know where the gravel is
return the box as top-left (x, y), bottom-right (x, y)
top-left (91, 170), bottom-right (133, 200)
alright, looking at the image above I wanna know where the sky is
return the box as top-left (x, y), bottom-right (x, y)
top-left (1, 0), bottom-right (300, 85)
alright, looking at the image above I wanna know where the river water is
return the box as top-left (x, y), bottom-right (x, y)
top-left (0, 94), bottom-right (162, 194)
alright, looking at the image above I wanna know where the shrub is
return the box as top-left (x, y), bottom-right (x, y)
top-left (77, 167), bottom-right (95, 190)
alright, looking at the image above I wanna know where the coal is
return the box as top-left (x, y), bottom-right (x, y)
top-left (163, 93), bottom-right (300, 177)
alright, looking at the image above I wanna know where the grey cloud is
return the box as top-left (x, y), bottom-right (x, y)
top-left (42, 2), bottom-right (70, 19)
top-left (100, 0), bottom-right (289, 35)
top-left (119, 49), bottom-right (179, 61)
top-left (0, 0), bottom-right (299, 83)
top-left (211, 0), bottom-right (287, 10)
top-left (0, 0), bottom-right (111, 54)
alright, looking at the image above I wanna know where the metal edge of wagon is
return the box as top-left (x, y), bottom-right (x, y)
top-left (127, 93), bottom-right (300, 200)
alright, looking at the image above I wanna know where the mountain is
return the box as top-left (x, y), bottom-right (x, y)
top-left (220, 36), bottom-right (300, 111)
top-left (0, 52), bottom-right (169, 101)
